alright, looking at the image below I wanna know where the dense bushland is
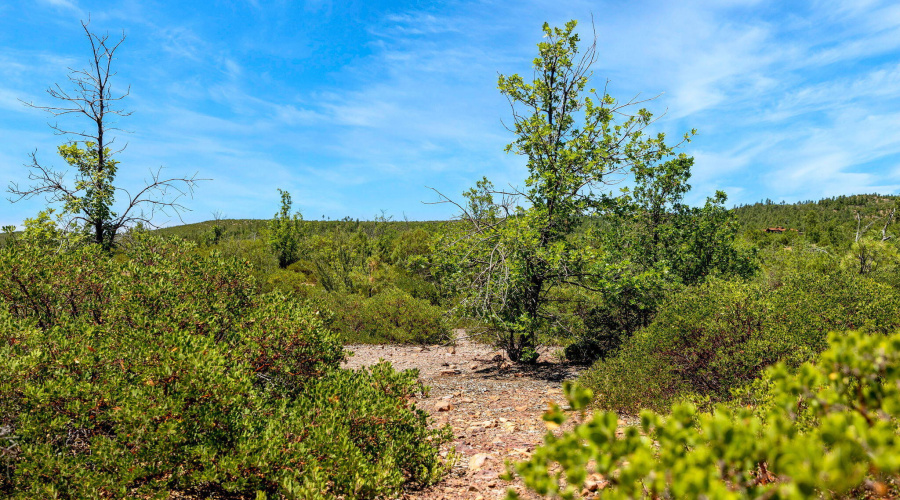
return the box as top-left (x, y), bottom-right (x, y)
top-left (581, 248), bottom-right (900, 413)
top-left (510, 329), bottom-right (900, 499)
top-left (0, 235), bottom-right (451, 498)
top-left (160, 207), bottom-right (453, 346)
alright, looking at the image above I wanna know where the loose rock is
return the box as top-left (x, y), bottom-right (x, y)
top-left (468, 453), bottom-right (492, 471)
top-left (435, 400), bottom-right (453, 412)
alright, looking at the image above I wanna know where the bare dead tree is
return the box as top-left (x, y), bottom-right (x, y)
top-left (854, 208), bottom-right (896, 243)
top-left (881, 207), bottom-right (896, 242)
top-left (7, 19), bottom-right (204, 249)
top-left (854, 212), bottom-right (875, 243)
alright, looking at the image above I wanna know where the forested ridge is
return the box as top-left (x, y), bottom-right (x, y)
top-left (733, 193), bottom-right (900, 249)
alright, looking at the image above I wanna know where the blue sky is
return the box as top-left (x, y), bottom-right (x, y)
top-left (2, 0), bottom-right (900, 226)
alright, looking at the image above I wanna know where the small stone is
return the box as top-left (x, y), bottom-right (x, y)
top-left (459, 397), bottom-right (474, 404)
top-left (470, 363), bottom-right (479, 370)
top-left (468, 453), bottom-right (492, 470)
top-left (435, 401), bottom-right (453, 412)
top-left (440, 369), bottom-right (461, 376)
top-left (486, 481), bottom-right (497, 488)
top-left (515, 406), bottom-right (528, 412)
top-left (474, 496), bottom-right (484, 500)
top-left (448, 346), bottom-right (456, 354)
top-left (468, 485), bottom-right (479, 492)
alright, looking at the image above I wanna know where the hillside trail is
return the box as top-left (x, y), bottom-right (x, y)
top-left (342, 332), bottom-right (629, 499)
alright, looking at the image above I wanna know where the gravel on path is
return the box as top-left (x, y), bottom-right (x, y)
top-left (342, 334), bottom-right (607, 500)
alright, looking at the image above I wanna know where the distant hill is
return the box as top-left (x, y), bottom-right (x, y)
top-left (733, 194), bottom-right (899, 248)
top-left (5, 194), bottom-right (897, 251)
top-left (153, 217), bottom-right (447, 243)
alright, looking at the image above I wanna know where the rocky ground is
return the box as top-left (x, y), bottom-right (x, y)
top-left (342, 334), bottom-right (624, 500)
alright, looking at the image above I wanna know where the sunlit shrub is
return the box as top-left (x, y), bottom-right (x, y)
top-left (0, 236), bottom-right (451, 498)
top-left (582, 265), bottom-right (900, 413)
top-left (313, 287), bottom-right (451, 345)
top-left (510, 330), bottom-right (900, 499)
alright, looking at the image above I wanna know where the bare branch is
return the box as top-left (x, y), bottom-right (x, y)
top-left (7, 19), bottom-right (204, 249)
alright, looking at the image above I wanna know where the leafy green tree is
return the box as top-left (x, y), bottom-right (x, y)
top-left (268, 189), bottom-right (304, 268)
top-left (7, 20), bottom-right (200, 250)
top-left (435, 20), bottom-right (693, 362)
top-left (610, 155), bottom-right (754, 286)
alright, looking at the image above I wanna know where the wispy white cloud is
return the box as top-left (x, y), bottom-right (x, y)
top-left (4, 0), bottom-right (900, 225)
top-left (379, 12), bottom-right (461, 36)
top-left (37, 0), bottom-right (80, 11)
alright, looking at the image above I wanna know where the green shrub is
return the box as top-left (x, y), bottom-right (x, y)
top-left (0, 236), bottom-right (451, 498)
top-left (582, 266), bottom-right (900, 413)
top-left (509, 329), bottom-right (900, 499)
top-left (313, 287), bottom-right (451, 345)
top-left (266, 262), bottom-right (317, 298)
top-left (558, 269), bottom-right (673, 364)
top-left (268, 189), bottom-right (304, 268)
top-left (212, 237), bottom-right (279, 288)
top-left (385, 267), bottom-right (442, 306)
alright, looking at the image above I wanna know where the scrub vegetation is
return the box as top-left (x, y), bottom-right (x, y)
top-left (3, 17), bottom-right (900, 500)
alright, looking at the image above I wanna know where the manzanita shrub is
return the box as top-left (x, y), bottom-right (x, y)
top-left (509, 330), bottom-right (900, 499)
top-left (308, 286), bottom-right (450, 345)
top-left (582, 265), bottom-right (900, 413)
top-left (0, 235), bottom-right (451, 499)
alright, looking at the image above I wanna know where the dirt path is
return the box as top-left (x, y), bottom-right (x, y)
top-left (342, 335), bottom-right (598, 499)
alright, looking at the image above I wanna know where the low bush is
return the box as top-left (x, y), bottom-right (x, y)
top-left (509, 329), bottom-right (900, 499)
top-left (582, 265), bottom-right (900, 413)
top-left (0, 236), bottom-right (451, 498)
top-left (210, 237), bottom-right (280, 289)
top-left (313, 287), bottom-right (451, 345)
top-left (557, 270), bottom-right (673, 364)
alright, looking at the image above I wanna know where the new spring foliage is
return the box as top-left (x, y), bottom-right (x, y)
top-left (510, 330), bottom-right (900, 499)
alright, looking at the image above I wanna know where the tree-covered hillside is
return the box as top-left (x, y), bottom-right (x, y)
top-left (733, 194), bottom-right (899, 249)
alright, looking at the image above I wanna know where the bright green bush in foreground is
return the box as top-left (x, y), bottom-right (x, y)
top-left (511, 330), bottom-right (900, 499)
top-left (0, 236), bottom-right (451, 498)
